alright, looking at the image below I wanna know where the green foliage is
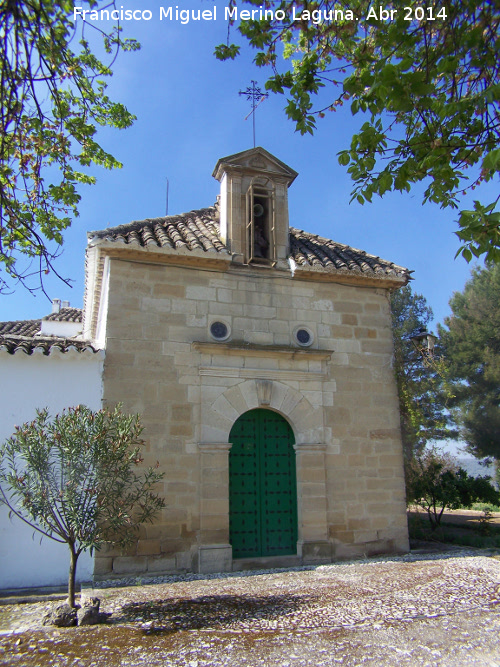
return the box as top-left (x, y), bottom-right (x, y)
top-left (472, 502), bottom-right (500, 513)
top-left (391, 285), bottom-right (456, 459)
top-left (405, 447), bottom-right (499, 530)
top-left (0, 405), bottom-right (164, 606)
top-left (217, 0), bottom-right (500, 262)
top-left (478, 507), bottom-right (494, 536)
top-left (0, 0), bottom-right (139, 293)
top-left (438, 263), bottom-right (500, 460)
top-left (456, 201), bottom-right (500, 264)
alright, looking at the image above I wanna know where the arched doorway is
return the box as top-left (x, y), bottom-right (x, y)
top-left (229, 408), bottom-right (297, 559)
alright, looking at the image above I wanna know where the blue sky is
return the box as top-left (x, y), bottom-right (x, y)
top-left (1, 0), bottom-right (496, 339)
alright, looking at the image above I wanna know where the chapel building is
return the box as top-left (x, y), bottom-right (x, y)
top-left (1, 147), bottom-right (410, 584)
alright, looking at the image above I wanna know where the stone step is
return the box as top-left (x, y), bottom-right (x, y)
top-left (232, 555), bottom-right (302, 571)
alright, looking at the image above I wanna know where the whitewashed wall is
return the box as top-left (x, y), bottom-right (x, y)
top-left (0, 349), bottom-right (104, 590)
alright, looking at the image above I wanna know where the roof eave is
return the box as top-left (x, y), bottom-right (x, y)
top-left (292, 264), bottom-right (410, 288)
top-left (86, 238), bottom-right (233, 268)
top-left (0, 338), bottom-right (104, 357)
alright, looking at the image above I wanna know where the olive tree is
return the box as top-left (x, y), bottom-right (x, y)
top-left (0, 405), bottom-right (164, 607)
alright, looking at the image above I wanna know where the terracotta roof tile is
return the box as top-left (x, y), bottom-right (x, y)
top-left (0, 310), bottom-right (99, 356)
top-left (0, 337), bottom-right (99, 356)
top-left (290, 229), bottom-right (409, 279)
top-left (0, 319), bottom-right (41, 337)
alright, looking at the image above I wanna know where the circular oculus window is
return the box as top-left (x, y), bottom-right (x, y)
top-left (210, 321), bottom-right (230, 341)
top-left (294, 327), bottom-right (313, 347)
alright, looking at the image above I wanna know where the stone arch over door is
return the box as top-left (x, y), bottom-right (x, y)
top-left (229, 408), bottom-right (297, 559)
top-left (209, 378), bottom-right (324, 445)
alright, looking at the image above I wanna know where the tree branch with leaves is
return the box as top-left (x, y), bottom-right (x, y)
top-left (216, 0), bottom-right (500, 262)
top-left (0, 0), bottom-right (139, 294)
top-left (406, 447), bottom-right (499, 530)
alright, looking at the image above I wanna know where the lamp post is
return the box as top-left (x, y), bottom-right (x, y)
top-left (410, 329), bottom-right (438, 358)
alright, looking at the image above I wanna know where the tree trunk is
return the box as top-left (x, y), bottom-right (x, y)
top-left (68, 544), bottom-right (79, 608)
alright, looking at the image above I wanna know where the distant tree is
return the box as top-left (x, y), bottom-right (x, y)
top-left (216, 0), bottom-right (500, 263)
top-left (406, 447), bottom-right (499, 530)
top-left (391, 285), bottom-right (456, 460)
top-left (438, 263), bottom-right (500, 461)
top-left (0, 405), bottom-right (164, 608)
top-left (0, 0), bottom-right (139, 294)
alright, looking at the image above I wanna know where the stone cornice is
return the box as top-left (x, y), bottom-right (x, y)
top-left (88, 243), bottom-right (232, 270)
top-left (293, 265), bottom-right (407, 289)
top-left (199, 367), bottom-right (325, 381)
top-left (192, 342), bottom-right (332, 360)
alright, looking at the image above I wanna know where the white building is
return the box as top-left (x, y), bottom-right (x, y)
top-left (0, 303), bottom-right (104, 590)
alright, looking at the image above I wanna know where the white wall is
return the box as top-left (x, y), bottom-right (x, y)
top-left (0, 349), bottom-right (104, 590)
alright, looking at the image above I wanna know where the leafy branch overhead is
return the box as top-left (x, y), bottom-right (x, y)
top-left (216, 0), bottom-right (500, 262)
top-left (0, 0), bottom-right (139, 294)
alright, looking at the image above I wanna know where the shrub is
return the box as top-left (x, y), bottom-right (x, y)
top-left (0, 405), bottom-right (165, 607)
top-left (405, 447), bottom-right (499, 530)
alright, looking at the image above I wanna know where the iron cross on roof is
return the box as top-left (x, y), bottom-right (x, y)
top-left (239, 80), bottom-right (269, 148)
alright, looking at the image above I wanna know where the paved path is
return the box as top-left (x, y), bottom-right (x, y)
top-left (1, 551), bottom-right (500, 666)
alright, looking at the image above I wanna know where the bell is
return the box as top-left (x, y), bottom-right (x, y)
top-left (253, 203), bottom-right (265, 218)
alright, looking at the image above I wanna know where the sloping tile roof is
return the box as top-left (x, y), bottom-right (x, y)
top-left (89, 207), bottom-right (410, 282)
top-left (44, 307), bottom-right (83, 323)
top-left (0, 310), bottom-right (99, 356)
top-left (290, 228), bottom-right (408, 279)
top-left (88, 208), bottom-right (227, 254)
top-left (0, 319), bottom-right (41, 337)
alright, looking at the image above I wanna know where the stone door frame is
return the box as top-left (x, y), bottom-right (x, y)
top-left (197, 378), bottom-right (331, 573)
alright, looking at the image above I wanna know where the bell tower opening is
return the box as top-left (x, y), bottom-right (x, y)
top-left (246, 179), bottom-right (276, 265)
top-left (212, 147), bottom-right (298, 268)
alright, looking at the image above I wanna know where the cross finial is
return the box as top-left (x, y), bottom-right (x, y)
top-left (239, 80), bottom-right (269, 148)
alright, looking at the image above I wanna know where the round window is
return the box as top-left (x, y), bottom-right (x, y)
top-left (294, 326), bottom-right (314, 347)
top-left (210, 321), bottom-right (229, 341)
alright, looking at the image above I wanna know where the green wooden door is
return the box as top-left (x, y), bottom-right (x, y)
top-left (229, 409), bottom-right (297, 558)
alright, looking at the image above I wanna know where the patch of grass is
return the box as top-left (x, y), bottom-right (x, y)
top-left (438, 527), bottom-right (500, 549)
top-left (407, 512), bottom-right (432, 540)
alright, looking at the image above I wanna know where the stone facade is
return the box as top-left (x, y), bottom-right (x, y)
top-left (0, 148), bottom-right (411, 589)
top-left (87, 148), bottom-right (410, 577)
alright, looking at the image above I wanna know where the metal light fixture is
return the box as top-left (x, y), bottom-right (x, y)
top-left (410, 329), bottom-right (438, 356)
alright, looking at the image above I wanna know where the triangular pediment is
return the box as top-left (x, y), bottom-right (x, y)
top-left (213, 147), bottom-right (298, 186)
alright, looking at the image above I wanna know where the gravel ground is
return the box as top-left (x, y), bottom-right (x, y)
top-left (1, 549), bottom-right (500, 666)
